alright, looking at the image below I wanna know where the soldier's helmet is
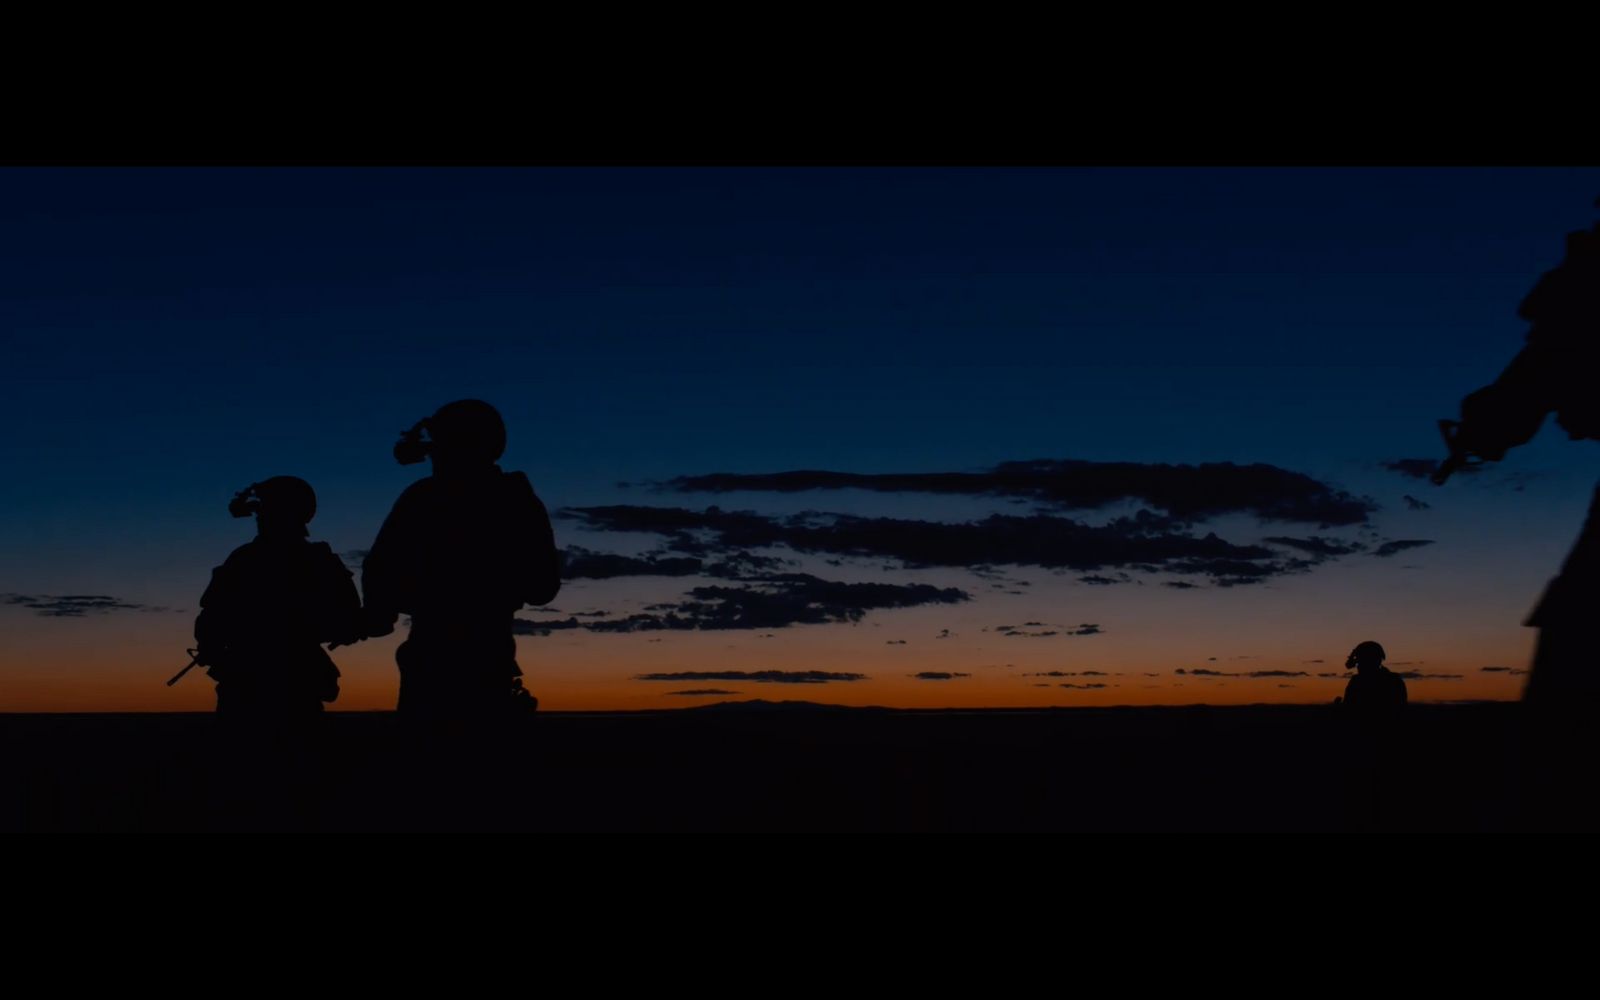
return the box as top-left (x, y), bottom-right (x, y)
top-left (231, 476), bottom-right (318, 526)
top-left (1346, 640), bottom-right (1386, 669)
top-left (429, 399), bottom-right (507, 465)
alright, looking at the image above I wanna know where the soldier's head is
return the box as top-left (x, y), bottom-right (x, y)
top-left (395, 399), bottom-right (506, 477)
top-left (230, 476), bottom-right (317, 537)
top-left (1345, 640), bottom-right (1386, 672)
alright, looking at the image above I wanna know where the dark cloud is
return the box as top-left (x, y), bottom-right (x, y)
top-left (1078, 575), bottom-right (1123, 585)
top-left (561, 505), bottom-right (1325, 587)
top-left (995, 622), bottom-right (1101, 639)
top-left (1403, 495), bottom-right (1432, 511)
top-left (1383, 459), bottom-right (1438, 480)
top-left (1481, 666), bottom-right (1513, 673)
top-left (560, 500), bottom-right (1371, 588)
top-left (559, 546), bottom-right (792, 581)
top-left (667, 689), bottom-right (741, 696)
top-left (1372, 539), bottom-right (1435, 558)
top-left (511, 616), bottom-right (587, 636)
top-left (636, 670), bottom-right (867, 684)
top-left (1382, 458), bottom-right (1477, 481)
top-left (1175, 666), bottom-right (1308, 679)
top-left (886, 639), bottom-right (907, 645)
top-left (560, 546), bottom-right (705, 580)
top-left (1317, 672), bottom-right (1344, 678)
top-left (707, 551), bottom-right (795, 575)
top-left (1304, 659), bottom-right (1325, 664)
top-left (1164, 581), bottom-right (1200, 590)
top-left (1263, 536), bottom-right (1364, 558)
top-left (1059, 683), bottom-right (1108, 689)
top-left (520, 572), bottom-right (969, 634)
top-left (1176, 556), bottom-right (1317, 586)
top-left (660, 459), bottom-right (1375, 527)
top-left (998, 621), bottom-right (1102, 639)
top-left (3, 593), bottom-right (166, 618)
top-left (912, 671), bottom-right (971, 681)
top-left (935, 629), bottom-right (952, 639)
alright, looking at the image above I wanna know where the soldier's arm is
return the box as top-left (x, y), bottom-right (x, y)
top-left (1442, 228), bottom-right (1600, 474)
top-left (360, 488), bottom-right (421, 637)
top-left (511, 474), bottom-right (562, 607)
top-left (1445, 344), bottom-right (1556, 468)
top-left (193, 562), bottom-right (232, 666)
top-left (314, 545), bottom-right (367, 647)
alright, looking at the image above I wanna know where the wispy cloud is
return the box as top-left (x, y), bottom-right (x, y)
top-left (1372, 539), bottom-right (1435, 558)
top-left (3, 593), bottom-right (174, 618)
top-left (635, 670), bottom-right (867, 684)
top-left (659, 459), bottom-right (1375, 526)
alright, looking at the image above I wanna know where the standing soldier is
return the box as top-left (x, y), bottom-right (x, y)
top-left (1341, 641), bottom-right (1407, 712)
top-left (194, 476), bottom-right (363, 717)
top-left (362, 399), bottom-right (562, 719)
top-left (1436, 201), bottom-right (1600, 828)
top-left (1435, 202), bottom-right (1600, 705)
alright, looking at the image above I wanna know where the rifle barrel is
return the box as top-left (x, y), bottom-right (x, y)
top-left (166, 654), bottom-right (202, 687)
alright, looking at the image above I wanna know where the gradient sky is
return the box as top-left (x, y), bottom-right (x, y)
top-left (4, 167), bottom-right (1598, 711)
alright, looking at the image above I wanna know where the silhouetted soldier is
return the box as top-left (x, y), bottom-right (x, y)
top-left (362, 400), bottom-right (562, 720)
top-left (194, 476), bottom-right (362, 718)
top-left (1436, 203), bottom-right (1600, 707)
top-left (1436, 202), bottom-right (1600, 828)
top-left (1336, 640), bottom-right (1408, 830)
top-left (1341, 641), bottom-right (1407, 712)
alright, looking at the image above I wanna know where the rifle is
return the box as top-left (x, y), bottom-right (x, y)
top-left (166, 648), bottom-right (205, 687)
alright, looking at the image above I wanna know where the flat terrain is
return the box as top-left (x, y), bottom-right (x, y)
top-left (1, 703), bottom-right (1583, 832)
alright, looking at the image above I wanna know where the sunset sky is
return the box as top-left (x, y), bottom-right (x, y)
top-left (4, 167), bottom-right (1598, 711)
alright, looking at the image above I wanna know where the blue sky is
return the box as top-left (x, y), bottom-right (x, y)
top-left (3, 167), bottom-right (1596, 709)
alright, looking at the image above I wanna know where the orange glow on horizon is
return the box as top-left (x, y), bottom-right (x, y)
top-left (0, 626), bottom-right (1531, 713)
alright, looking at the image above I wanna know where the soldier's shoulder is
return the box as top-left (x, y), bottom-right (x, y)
top-left (501, 469), bottom-right (536, 494)
top-left (306, 540), bottom-right (355, 575)
top-left (387, 476), bottom-right (439, 510)
top-left (1569, 228), bottom-right (1600, 259)
top-left (220, 540), bottom-right (262, 566)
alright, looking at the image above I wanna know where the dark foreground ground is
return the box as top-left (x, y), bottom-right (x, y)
top-left (3, 702), bottom-right (1594, 832)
